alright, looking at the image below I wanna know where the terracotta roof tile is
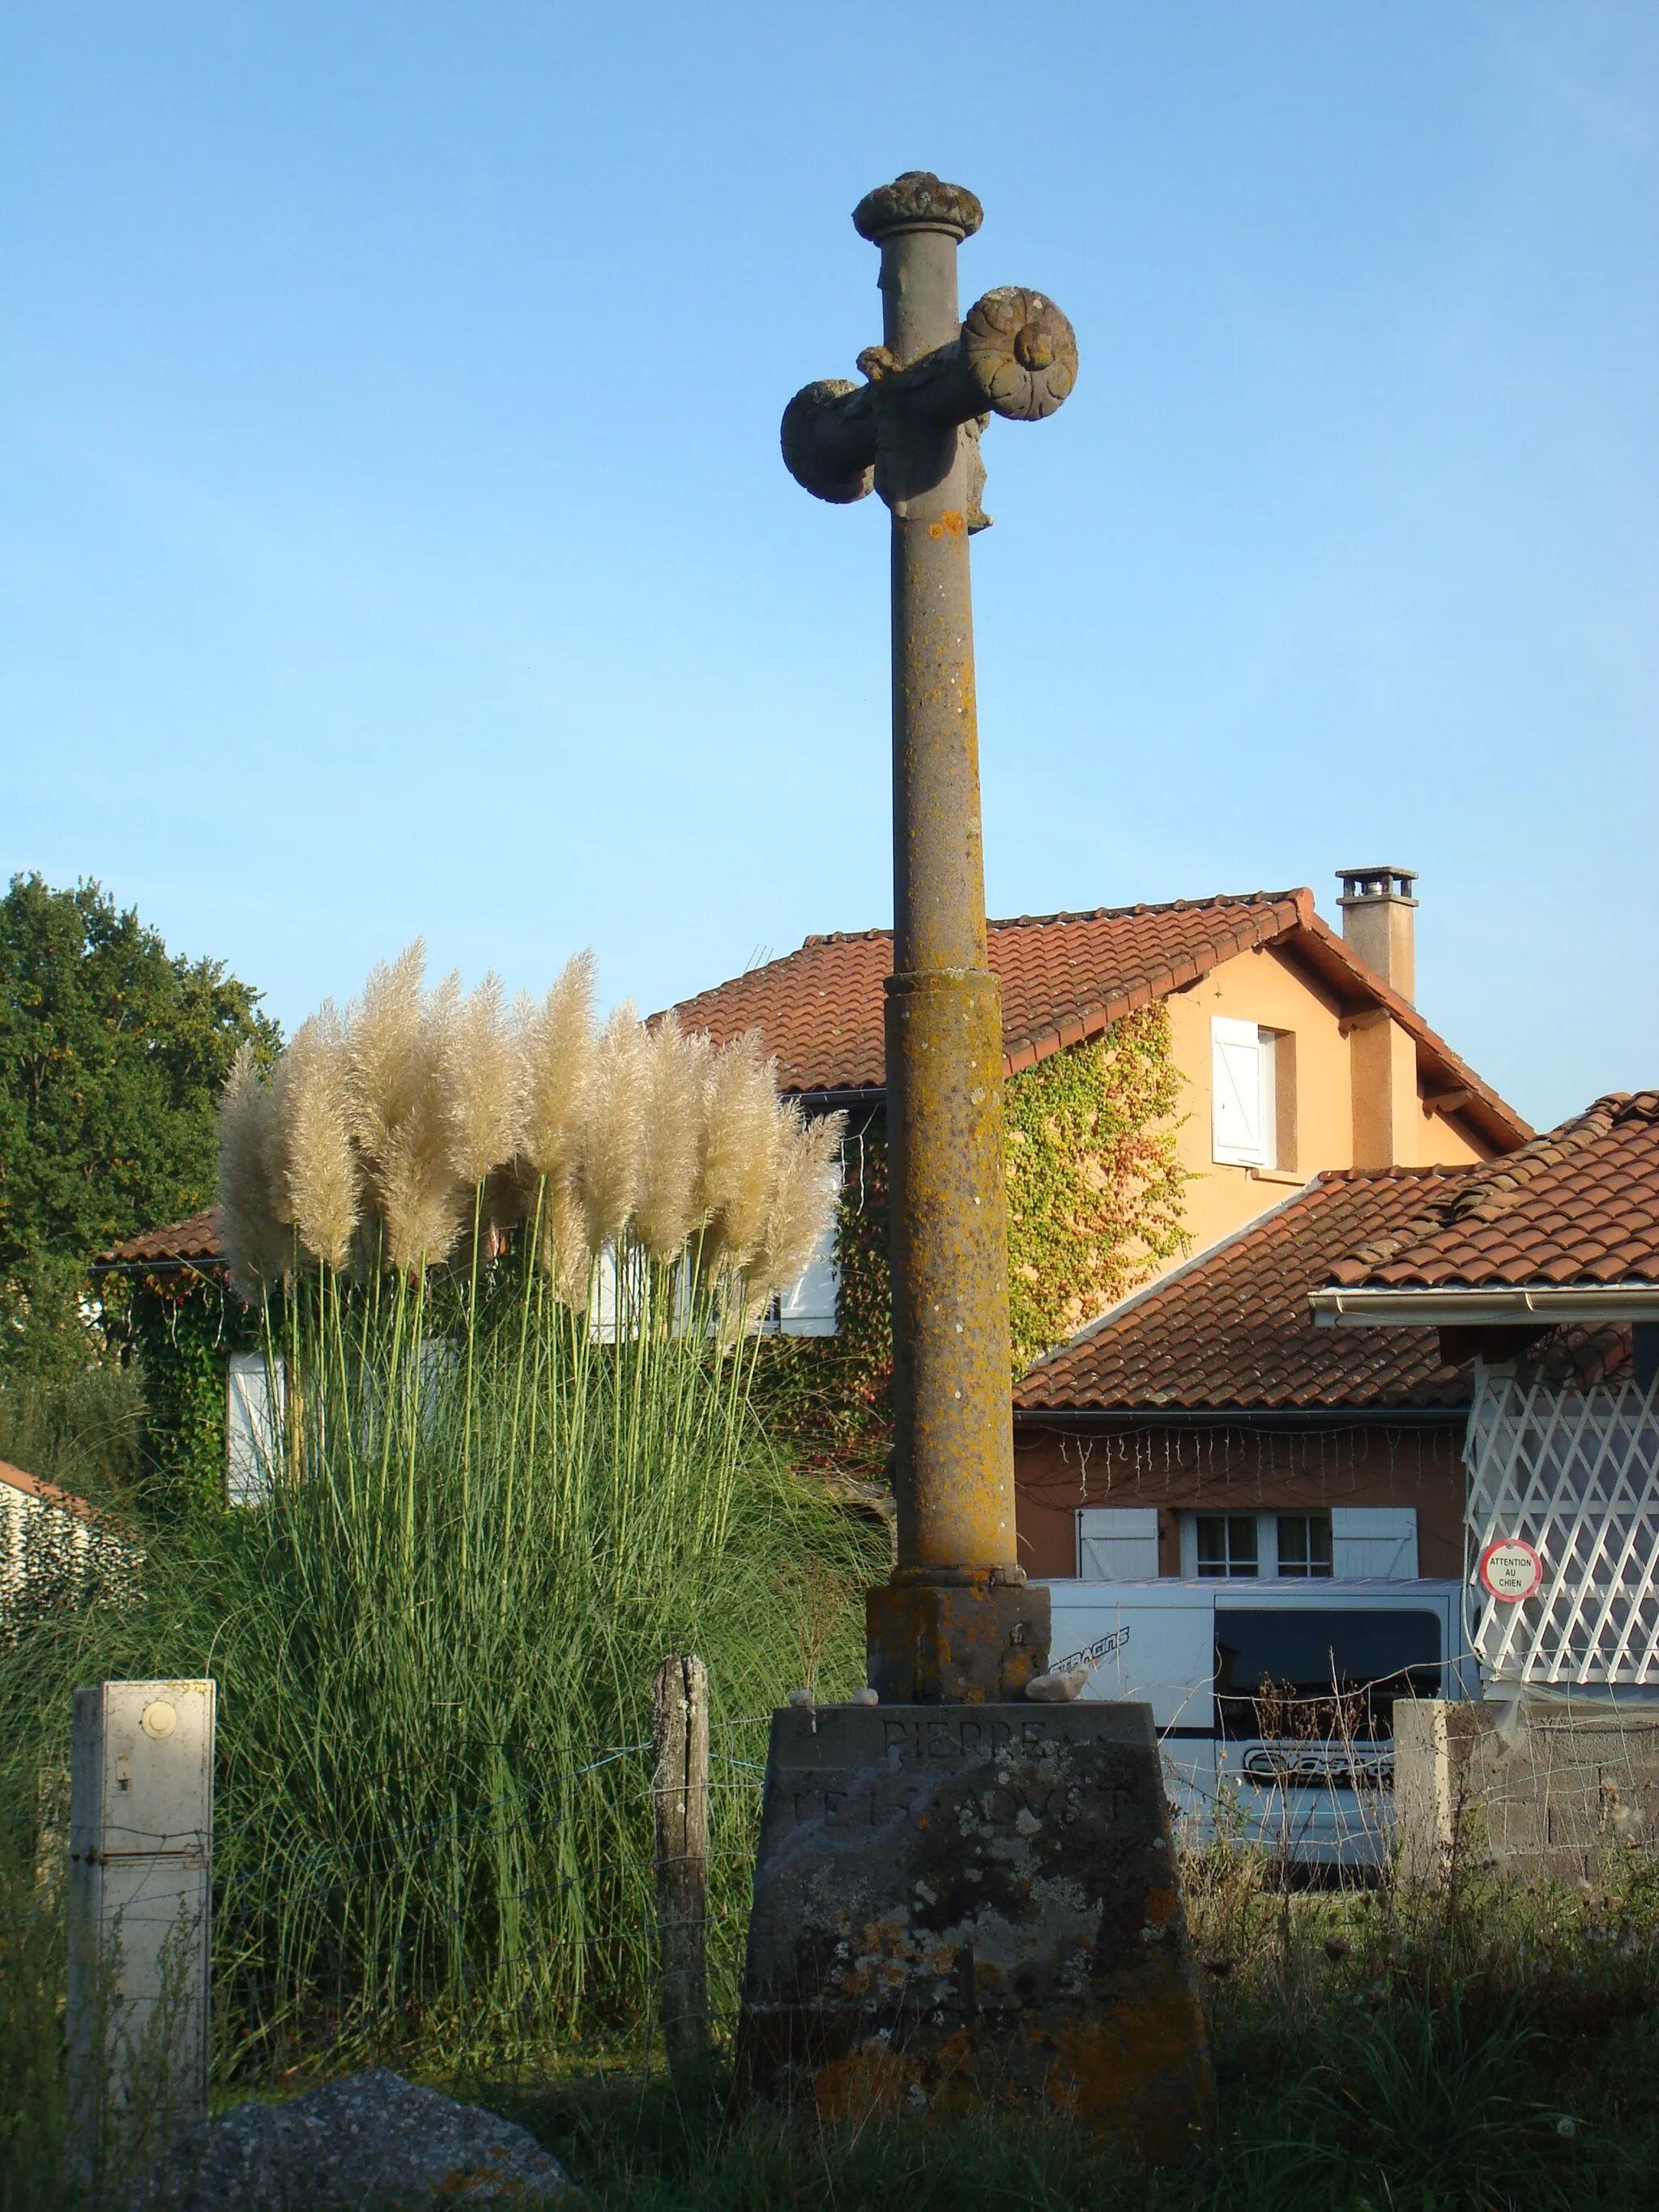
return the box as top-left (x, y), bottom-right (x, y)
top-left (96, 1209), bottom-right (224, 1268)
top-left (1014, 1169), bottom-right (1479, 1414)
top-left (1327, 1093), bottom-right (1659, 1291)
top-left (0, 1458), bottom-right (98, 1521)
top-left (663, 890), bottom-right (1530, 1148)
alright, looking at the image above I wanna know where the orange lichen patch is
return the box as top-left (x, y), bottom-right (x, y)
top-left (927, 511), bottom-right (968, 539)
top-left (812, 2025), bottom-right (978, 2124)
top-left (1046, 1989), bottom-right (1216, 2154)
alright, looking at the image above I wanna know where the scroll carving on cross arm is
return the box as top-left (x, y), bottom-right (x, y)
top-left (779, 379), bottom-right (876, 505)
top-left (962, 288), bottom-right (1078, 421)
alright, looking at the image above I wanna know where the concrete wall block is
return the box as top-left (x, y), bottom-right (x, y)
top-left (1395, 1699), bottom-right (1659, 1886)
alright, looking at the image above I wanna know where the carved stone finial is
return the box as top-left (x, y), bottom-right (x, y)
top-left (961, 288), bottom-right (1078, 422)
top-left (851, 172), bottom-right (983, 244)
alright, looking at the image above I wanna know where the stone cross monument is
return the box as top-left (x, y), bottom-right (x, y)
top-left (734, 175), bottom-right (1213, 2154)
top-left (782, 170), bottom-right (1075, 1700)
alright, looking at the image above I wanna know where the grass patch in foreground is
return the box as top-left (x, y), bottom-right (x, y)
top-left (452, 1994), bottom-right (1657, 2212)
top-left (446, 1850), bottom-right (1659, 2212)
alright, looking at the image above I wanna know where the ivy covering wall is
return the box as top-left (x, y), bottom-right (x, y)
top-left (754, 1004), bottom-right (1188, 1476)
top-left (1004, 1000), bottom-right (1188, 1370)
top-left (125, 1268), bottom-right (258, 1518)
top-left (750, 1112), bottom-right (893, 1481)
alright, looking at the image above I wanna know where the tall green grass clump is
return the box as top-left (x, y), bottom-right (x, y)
top-left (0, 944), bottom-right (880, 2087)
top-left (0, 1360), bottom-right (144, 1508)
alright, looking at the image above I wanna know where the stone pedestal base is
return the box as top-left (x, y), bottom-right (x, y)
top-left (732, 1702), bottom-right (1213, 2162)
top-left (866, 1575), bottom-right (1049, 1703)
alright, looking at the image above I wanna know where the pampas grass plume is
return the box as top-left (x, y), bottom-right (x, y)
top-left (225, 937), bottom-right (823, 1298)
top-left (520, 953), bottom-right (595, 1181)
top-left (345, 945), bottom-right (467, 1272)
top-left (633, 1016), bottom-right (710, 1262)
top-left (442, 972), bottom-right (524, 1187)
top-left (697, 1033), bottom-right (783, 1272)
top-left (578, 1004), bottom-right (648, 1251)
top-left (543, 1177), bottom-right (592, 1309)
top-left (754, 1107), bottom-right (844, 1297)
top-left (271, 1005), bottom-right (360, 1271)
top-left (219, 1043), bottom-right (288, 1299)
top-left (344, 942), bottom-right (429, 1161)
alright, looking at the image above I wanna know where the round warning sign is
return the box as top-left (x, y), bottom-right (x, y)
top-left (1478, 1539), bottom-right (1544, 1602)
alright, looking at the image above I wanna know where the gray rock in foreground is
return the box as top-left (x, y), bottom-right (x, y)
top-left (140, 2067), bottom-right (577, 2209)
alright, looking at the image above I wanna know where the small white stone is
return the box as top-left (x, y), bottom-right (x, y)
top-left (1026, 1665), bottom-right (1089, 1703)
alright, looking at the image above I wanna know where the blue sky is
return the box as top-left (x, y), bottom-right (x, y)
top-left (2, 2), bottom-right (1653, 1132)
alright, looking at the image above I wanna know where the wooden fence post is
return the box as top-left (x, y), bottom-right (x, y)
top-left (651, 1653), bottom-right (709, 2078)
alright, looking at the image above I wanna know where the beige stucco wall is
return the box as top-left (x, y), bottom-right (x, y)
top-left (1154, 944), bottom-right (1491, 1276)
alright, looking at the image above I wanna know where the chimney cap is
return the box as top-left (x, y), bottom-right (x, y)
top-left (1337, 865), bottom-right (1418, 906)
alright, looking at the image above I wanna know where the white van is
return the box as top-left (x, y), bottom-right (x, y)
top-left (1042, 1578), bottom-right (1480, 1867)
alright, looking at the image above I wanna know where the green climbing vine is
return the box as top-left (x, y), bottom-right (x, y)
top-left (749, 1113), bottom-right (893, 1481)
top-left (754, 1004), bottom-right (1189, 1476)
top-left (126, 1268), bottom-right (258, 1518)
top-left (1004, 1000), bottom-right (1188, 1370)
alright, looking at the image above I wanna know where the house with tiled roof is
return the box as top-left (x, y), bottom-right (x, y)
top-left (1009, 1165), bottom-right (1485, 1587)
top-left (1312, 1093), bottom-right (1659, 1693)
top-left (1313, 1090), bottom-right (1659, 1339)
top-left (667, 866), bottom-right (1530, 1354)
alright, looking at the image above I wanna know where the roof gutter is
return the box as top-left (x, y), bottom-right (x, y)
top-left (1013, 1405), bottom-right (1469, 1431)
top-left (1310, 1283), bottom-right (1659, 1328)
top-left (784, 1085), bottom-right (887, 1111)
top-left (90, 1255), bottom-right (226, 1281)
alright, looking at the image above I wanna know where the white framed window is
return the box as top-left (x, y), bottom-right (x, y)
top-left (1179, 1509), bottom-right (1407, 1579)
top-left (1276, 1512), bottom-right (1333, 1577)
top-left (762, 1158), bottom-right (842, 1338)
top-left (1211, 1018), bottom-right (1277, 1168)
top-left (776, 1217), bottom-right (841, 1336)
top-left (227, 1351), bottom-right (284, 1507)
top-left (1077, 1507), bottom-right (1160, 1579)
top-left (1191, 1513), bottom-right (1263, 1578)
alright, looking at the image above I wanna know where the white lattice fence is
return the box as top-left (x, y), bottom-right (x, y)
top-left (1465, 1365), bottom-right (1659, 1686)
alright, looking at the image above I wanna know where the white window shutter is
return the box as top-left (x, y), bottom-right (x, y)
top-left (1077, 1507), bottom-right (1160, 1579)
top-left (1330, 1507), bottom-right (1418, 1580)
top-left (226, 1351), bottom-right (284, 1507)
top-left (1212, 1017), bottom-right (1268, 1166)
top-left (778, 1163), bottom-right (842, 1337)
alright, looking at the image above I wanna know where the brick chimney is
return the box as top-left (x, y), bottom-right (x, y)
top-left (1337, 866), bottom-right (1418, 1004)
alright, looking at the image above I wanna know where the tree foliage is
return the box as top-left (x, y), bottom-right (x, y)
top-left (0, 874), bottom-right (279, 1371)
